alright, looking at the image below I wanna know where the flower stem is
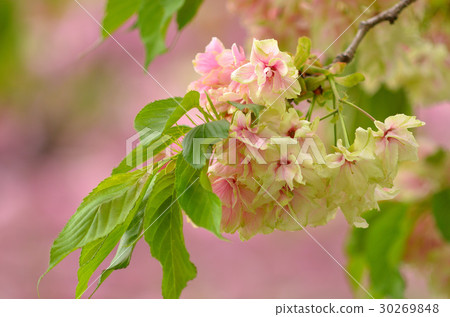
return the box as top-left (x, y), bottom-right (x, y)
top-left (196, 106), bottom-right (213, 122)
top-left (338, 111), bottom-right (350, 147)
top-left (185, 113), bottom-right (198, 126)
top-left (340, 98), bottom-right (376, 121)
top-left (329, 77), bottom-right (350, 147)
top-left (319, 110), bottom-right (338, 121)
top-left (306, 95), bottom-right (316, 121)
top-left (195, 113), bottom-right (207, 123)
top-left (205, 92), bottom-right (221, 120)
top-left (334, 124), bottom-right (337, 146)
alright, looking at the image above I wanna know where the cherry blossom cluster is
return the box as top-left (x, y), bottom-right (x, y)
top-left (188, 38), bottom-right (424, 240)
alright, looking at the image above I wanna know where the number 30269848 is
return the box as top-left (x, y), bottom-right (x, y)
top-left (380, 303), bottom-right (439, 314)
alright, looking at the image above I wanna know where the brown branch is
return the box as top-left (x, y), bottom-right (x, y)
top-left (334, 0), bottom-right (417, 64)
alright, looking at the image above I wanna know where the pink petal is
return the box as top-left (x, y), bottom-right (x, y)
top-left (205, 37), bottom-right (225, 54)
top-left (231, 63), bottom-right (256, 84)
top-left (231, 43), bottom-right (246, 64)
top-left (193, 52), bottom-right (219, 75)
top-left (250, 39), bottom-right (280, 63)
top-left (270, 58), bottom-right (288, 76)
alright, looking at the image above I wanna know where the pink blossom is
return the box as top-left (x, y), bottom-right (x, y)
top-left (270, 154), bottom-right (303, 190)
top-left (232, 39), bottom-right (301, 109)
top-left (188, 38), bottom-right (425, 240)
top-left (210, 162), bottom-right (256, 234)
top-left (373, 114), bottom-right (425, 185)
top-left (193, 37), bottom-right (225, 75)
top-left (189, 38), bottom-right (248, 114)
top-left (229, 111), bottom-right (267, 149)
top-left (374, 114), bottom-right (425, 162)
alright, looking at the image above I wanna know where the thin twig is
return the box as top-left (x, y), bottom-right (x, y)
top-left (334, 0), bottom-right (417, 64)
top-left (319, 110), bottom-right (338, 121)
top-left (306, 95), bottom-right (316, 121)
top-left (329, 77), bottom-right (350, 147)
top-left (340, 98), bottom-right (376, 121)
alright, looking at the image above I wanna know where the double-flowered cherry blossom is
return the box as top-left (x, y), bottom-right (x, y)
top-left (373, 114), bottom-right (425, 185)
top-left (188, 37), bottom-right (425, 240)
top-left (232, 39), bottom-right (301, 111)
top-left (189, 37), bottom-right (249, 114)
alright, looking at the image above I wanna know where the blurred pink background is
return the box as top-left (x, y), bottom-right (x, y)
top-left (0, 0), bottom-right (444, 298)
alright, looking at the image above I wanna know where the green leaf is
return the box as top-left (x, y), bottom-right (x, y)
top-left (102, 0), bottom-right (141, 37)
top-left (0, 1), bottom-right (22, 93)
top-left (175, 155), bottom-right (223, 238)
top-left (75, 173), bottom-right (155, 298)
top-left (112, 125), bottom-right (191, 175)
top-left (181, 120), bottom-right (229, 169)
top-left (294, 36), bottom-right (311, 69)
top-left (432, 188), bottom-right (450, 242)
top-left (76, 224), bottom-right (130, 298)
top-left (137, 0), bottom-right (185, 66)
top-left (298, 76), bottom-right (307, 93)
top-left (304, 74), bottom-right (326, 91)
top-left (425, 148), bottom-right (446, 166)
top-left (89, 200), bottom-right (147, 297)
top-left (134, 91), bottom-right (199, 143)
top-left (346, 254), bottom-right (366, 294)
top-left (176, 0), bottom-right (203, 30)
top-left (135, 97), bottom-right (181, 142)
top-left (41, 169), bottom-right (151, 283)
top-left (346, 202), bottom-right (414, 298)
top-left (167, 91), bottom-right (200, 129)
top-left (335, 73), bottom-right (365, 87)
top-left (366, 203), bottom-right (412, 298)
top-left (228, 101), bottom-right (264, 118)
top-left (346, 215), bottom-right (371, 294)
top-left (144, 172), bottom-right (197, 298)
